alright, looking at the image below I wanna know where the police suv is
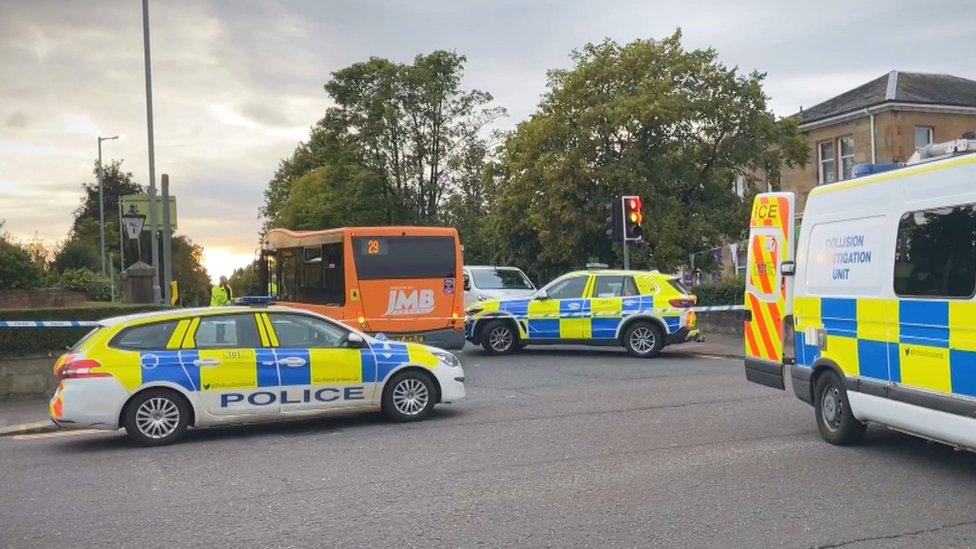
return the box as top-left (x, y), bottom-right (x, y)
top-left (465, 267), bottom-right (700, 357)
top-left (50, 305), bottom-right (465, 445)
top-left (744, 138), bottom-right (976, 451)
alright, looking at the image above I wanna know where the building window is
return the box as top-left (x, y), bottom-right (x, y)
top-left (839, 136), bottom-right (854, 180)
top-left (818, 141), bottom-right (836, 184)
top-left (914, 126), bottom-right (934, 149)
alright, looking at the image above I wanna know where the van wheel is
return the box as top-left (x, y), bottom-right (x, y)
top-left (383, 371), bottom-right (436, 422)
top-left (123, 389), bottom-right (190, 446)
top-left (623, 321), bottom-right (664, 358)
top-left (481, 320), bottom-right (518, 355)
top-left (814, 370), bottom-right (866, 445)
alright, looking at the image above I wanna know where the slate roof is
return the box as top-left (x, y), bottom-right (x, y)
top-left (798, 71), bottom-right (976, 125)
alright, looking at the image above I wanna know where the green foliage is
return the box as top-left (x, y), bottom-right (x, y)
top-left (692, 276), bottom-right (746, 306)
top-left (52, 231), bottom-right (100, 272)
top-left (0, 304), bottom-right (167, 357)
top-left (228, 260), bottom-right (262, 297)
top-left (55, 268), bottom-right (112, 301)
top-left (54, 160), bottom-right (142, 275)
top-left (0, 233), bottom-right (45, 289)
top-left (46, 160), bottom-right (211, 305)
top-left (487, 31), bottom-right (807, 282)
top-left (170, 236), bottom-right (212, 307)
top-left (262, 50), bottom-right (505, 231)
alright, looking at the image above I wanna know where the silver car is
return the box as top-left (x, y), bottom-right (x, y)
top-left (463, 266), bottom-right (536, 308)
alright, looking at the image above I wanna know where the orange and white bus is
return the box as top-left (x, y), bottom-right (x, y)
top-left (260, 226), bottom-right (465, 349)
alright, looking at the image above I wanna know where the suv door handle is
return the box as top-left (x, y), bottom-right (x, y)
top-left (193, 358), bottom-right (220, 368)
top-left (278, 357), bottom-right (307, 367)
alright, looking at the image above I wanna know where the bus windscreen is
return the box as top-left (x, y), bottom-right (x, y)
top-left (352, 236), bottom-right (456, 280)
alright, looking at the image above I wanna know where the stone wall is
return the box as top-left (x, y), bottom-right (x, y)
top-left (0, 289), bottom-right (85, 310)
top-left (697, 310), bottom-right (744, 335)
top-left (0, 355), bottom-right (58, 400)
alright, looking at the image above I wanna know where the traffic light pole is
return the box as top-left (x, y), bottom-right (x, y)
top-left (623, 241), bottom-right (630, 270)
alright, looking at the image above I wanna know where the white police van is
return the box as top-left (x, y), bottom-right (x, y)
top-left (744, 139), bottom-right (976, 450)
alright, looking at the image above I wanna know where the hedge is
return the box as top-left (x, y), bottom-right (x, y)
top-left (0, 303), bottom-right (169, 357)
top-left (692, 277), bottom-right (746, 306)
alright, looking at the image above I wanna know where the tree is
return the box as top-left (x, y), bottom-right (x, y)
top-left (170, 236), bottom-right (211, 306)
top-left (0, 222), bottom-right (45, 290)
top-left (488, 31), bottom-right (807, 281)
top-left (262, 50), bottom-right (505, 231)
top-left (54, 161), bottom-right (142, 274)
top-left (228, 260), bottom-right (262, 298)
top-left (52, 161), bottom-right (212, 304)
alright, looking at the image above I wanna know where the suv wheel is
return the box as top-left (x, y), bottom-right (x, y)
top-left (480, 320), bottom-right (518, 355)
top-left (623, 321), bottom-right (664, 358)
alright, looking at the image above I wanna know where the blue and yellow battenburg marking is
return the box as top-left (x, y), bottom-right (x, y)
top-left (124, 340), bottom-right (436, 393)
top-left (468, 294), bottom-right (682, 341)
top-left (794, 296), bottom-right (976, 398)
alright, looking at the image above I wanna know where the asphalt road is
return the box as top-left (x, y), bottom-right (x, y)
top-left (3, 343), bottom-right (976, 548)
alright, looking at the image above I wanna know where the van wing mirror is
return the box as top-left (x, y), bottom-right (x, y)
top-left (535, 290), bottom-right (549, 300)
top-left (463, 274), bottom-right (471, 291)
top-left (781, 261), bottom-right (796, 276)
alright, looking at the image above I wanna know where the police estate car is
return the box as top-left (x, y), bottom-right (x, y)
top-left (50, 306), bottom-right (465, 445)
top-left (465, 268), bottom-right (701, 357)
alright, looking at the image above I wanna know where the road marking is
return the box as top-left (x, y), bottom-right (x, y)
top-left (689, 353), bottom-right (735, 360)
top-left (13, 429), bottom-right (104, 441)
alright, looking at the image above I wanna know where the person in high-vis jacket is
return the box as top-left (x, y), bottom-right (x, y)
top-left (210, 276), bottom-right (233, 306)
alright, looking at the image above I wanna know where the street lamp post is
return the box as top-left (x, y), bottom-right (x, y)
top-left (97, 135), bottom-right (119, 276)
top-left (142, 0), bottom-right (161, 304)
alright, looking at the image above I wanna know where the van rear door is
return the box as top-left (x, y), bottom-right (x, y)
top-left (744, 192), bottom-right (795, 389)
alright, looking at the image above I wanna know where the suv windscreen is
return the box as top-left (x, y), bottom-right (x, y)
top-left (472, 268), bottom-right (534, 290)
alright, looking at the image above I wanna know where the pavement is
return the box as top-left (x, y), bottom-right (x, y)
top-left (3, 341), bottom-right (976, 547)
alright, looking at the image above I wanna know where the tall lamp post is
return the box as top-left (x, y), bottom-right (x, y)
top-left (98, 135), bottom-right (119, 275)
top-left (142, 0), bottom-right (161, 304)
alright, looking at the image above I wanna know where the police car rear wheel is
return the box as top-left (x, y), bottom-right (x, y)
top-left (814, 370), bottom-right (865, 446)
top-left (623, 322), bottom-right (663, 358)
top-left (383, 371), bottom-right (436, 422)
top-left (481, 320), bottom-right (517, 355)
top-left (123, 389), bottom-right (190, 446)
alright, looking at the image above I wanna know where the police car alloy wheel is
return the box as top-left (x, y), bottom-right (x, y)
top-left (814, 370), bottom-right (865, 446)
top-left (623, 321), bottom-right (663, 358)
top-left (481, 320), bottom-right (520, 355)
top-left (481, 320), bottom-right (517, 355)
top-left (383, 371), bottom-right (436, 422)
top-left (123, 389), bottom-right (190, 446)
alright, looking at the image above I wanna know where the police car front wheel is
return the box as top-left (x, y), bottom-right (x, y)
top-left (480, 320), bottom-right (518, 355)
top-left (814, 370), bottom-right (865, 446)
top-left (383, 371), bottom-right (436, 422)
top-left (123, 388), bottom-right (191, 446)
top-left (623, 321), bottom-right (664, 358)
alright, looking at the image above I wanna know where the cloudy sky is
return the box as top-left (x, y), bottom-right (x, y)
top-left (2, 0), bottom-right (974, 280)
